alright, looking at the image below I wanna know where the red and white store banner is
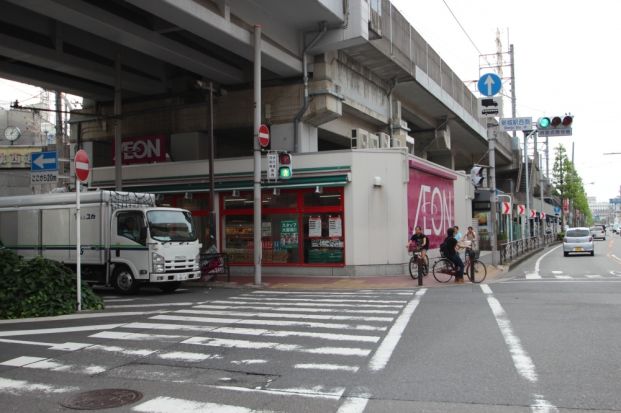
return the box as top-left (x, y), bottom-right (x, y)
top-left (112, 134), bottom-right (169, 165)
top-left (407, 159), bottom-right (456, 249)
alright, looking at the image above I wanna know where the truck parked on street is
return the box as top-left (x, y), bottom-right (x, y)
top-left (0, 190), bottom-right (201, 294)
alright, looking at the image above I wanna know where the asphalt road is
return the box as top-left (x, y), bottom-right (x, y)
top-left (1, 236), bottom-right (621, 412)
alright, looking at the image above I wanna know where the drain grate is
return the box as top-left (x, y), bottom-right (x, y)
top-left (61, 388), bottom-right (143, 410)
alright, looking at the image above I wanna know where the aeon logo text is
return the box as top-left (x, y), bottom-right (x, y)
top-left (413, 184), bottom-right (453, 236)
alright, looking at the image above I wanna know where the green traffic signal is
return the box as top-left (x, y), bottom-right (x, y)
top-left (537, 117), bottom-right (551, 129)
top-left (279, 166), bottom-right (292, 179)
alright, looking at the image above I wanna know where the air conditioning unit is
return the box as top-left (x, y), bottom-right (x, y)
top-left (351, 128), bottom-right (370, 149)
top-left (377, 132), bottom-right (391, 148)
top-left (368, 134), bottom-right (379, 148)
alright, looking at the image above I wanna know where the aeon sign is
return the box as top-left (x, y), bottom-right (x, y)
top-left (407, 161), bottom-right (455, 248)
top-left (112, 134), bottom-right (168, 165)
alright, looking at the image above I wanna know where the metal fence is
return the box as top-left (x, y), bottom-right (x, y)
top-left (499, 234), bottom-right (557, 265)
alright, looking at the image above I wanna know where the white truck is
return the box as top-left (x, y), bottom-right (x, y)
top-left (0, 190), bottom-right (201, 294)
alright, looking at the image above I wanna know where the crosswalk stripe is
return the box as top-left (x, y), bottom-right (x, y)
top-left (90, 331), bottom-right (185, 342)
top-left (551, 271), bottom-right (563, 275)
top-left (238, 296), bottom-right (407, 304)
top-left (585, 274), bottom-right (603, 278)
top-left (0, 377), bottom-right (78, 394)
top-left (194, 304), bottom-right (399, 315)
top-left (555, 275), bottom-right (572, 279)
top-left (151, 314), bottom-right (388, 331)
top-left (124, 322), bottom-right (381, 343)
top-left (1, 356), bottom-right (105, 375)
top-left (294, 363), bottom-right (359, 372)
top-left (182, 336), bottom-right (371, 357)
top-left (132, 396), bottom-right (276, 413)
top-left (187, 308), bottom-right (394, 322)
top-left (104, 302), bottom-right (195, 309)
top-left (209, 300), bottom-right (403, 309)
top-left (253, 291), bottom-right (413, 296)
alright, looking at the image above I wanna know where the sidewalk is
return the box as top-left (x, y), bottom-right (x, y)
top-left (187, 264), bottom-right (504, 290)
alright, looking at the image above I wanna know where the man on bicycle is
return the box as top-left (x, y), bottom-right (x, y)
top-left (443, 227), bottom-right (465, 283)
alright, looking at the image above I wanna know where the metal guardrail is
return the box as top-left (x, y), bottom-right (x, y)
top-left (499, 234), bottom-right (557, 265)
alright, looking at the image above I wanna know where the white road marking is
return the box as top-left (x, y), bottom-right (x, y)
top-left (48, 342), bottom-right (92, 351)
top-left (611, 254), bottom-right (621, 263)
top-left (0, 324), bottom-right (125, 337)
top-left (185, 308), bottom-right (394, 322)
top-left (104, 302), bottom-right (195, 309)
top-left (551, 271), bottom-right (563, 275)
top-left (210, 384), bottom-right (346, 400)
top-left (555, 275), bottom-right (572, 279)
top-left (125, 322), bottom-right (380, 343)
top-left (90, 331), bottom-right (186, 342)
top-left (153, 314), bottom-right (387, 331)
top-left (183, 336), bottom-right (371, 357)
top-left (210, 299), bottom-right (403, 308)
top-left (485, 294), bottom-right (537, 382)
top-left (253, 291), bottom-right (413, 296)
top-left (527, 245), bottom-right (562, 279)
top-left (230, 359), bottom-right (267, 365)
top-left (0, 310), bottom-right (169, 325)
top-left (132, 396), bottom-right (274, 413)
top-left (2, 356), bottom-right (105, 375)
top-left (336, 393), bottom-right (371, 413)
top-left (0, 377), bottom-right (78, 394)
top-left (88, 344), bottom-right (156, 357)
top-left (157, 351), bottom-right (222, 362)
top-left (368, 289), bottom-right (427, 371)
top-left (103, 298), bottom-right (135, 302)
top-left (1, 356), bottom-right (46, 367)
top-left (531, 394), bottom-right (560, 413)
top-left (237, 297), bottom-right (406, 304)
top-left (480, 284), bottom-right (493, 295)
top-left (294, 363), bottom-right (359, 372)
top-left (585, 274), bottom-right (603, 279)
top-left (195, 304), bottom-right (399, 315)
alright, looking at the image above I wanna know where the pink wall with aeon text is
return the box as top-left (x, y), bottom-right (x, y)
top-left (407, 159), bottom-right (456, 248)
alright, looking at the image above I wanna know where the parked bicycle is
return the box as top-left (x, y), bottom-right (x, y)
top-left (432, 248), bottom-right (487, 283)
top-left (409, 249), bottom-right (429, 280)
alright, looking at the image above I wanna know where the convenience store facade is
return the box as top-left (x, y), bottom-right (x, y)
top-left (92, 149), bottom-right (472, 276)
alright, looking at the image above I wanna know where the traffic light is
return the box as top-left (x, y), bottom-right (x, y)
top-left (470, 165), bottom-right (485, 187)
top-left (278, 152), bottom-right (293, 179)
top-left (537, 115), bottom-right (573, 130)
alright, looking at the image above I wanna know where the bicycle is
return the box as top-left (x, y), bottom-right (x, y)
top-left (432, 249), bottom-right (487, 283)
top-left (408, 249), bottom-right (429, 280)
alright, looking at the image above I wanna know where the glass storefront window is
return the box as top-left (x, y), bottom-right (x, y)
top-left (303, 213), bottom-right (344, 264)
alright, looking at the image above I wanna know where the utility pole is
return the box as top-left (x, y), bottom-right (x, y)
top-left (253, 25), bottom-right (262, 285)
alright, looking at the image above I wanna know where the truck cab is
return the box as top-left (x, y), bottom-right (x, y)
top-left (111, 207), bottom-right (201, 293)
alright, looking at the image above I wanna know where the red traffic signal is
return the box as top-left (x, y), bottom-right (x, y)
top-left (279, 152), bottom-right (291, 165)
top-left (562, 115), bottom-right (573, 127)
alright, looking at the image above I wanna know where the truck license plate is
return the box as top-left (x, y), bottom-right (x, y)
top-left (574, 247), bottom-right (583, 252)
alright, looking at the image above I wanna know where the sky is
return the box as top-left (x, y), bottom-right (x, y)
top-left (392, 0), bottom-right (619, 202)
top-left (1, 1), bottom-right (617, 201)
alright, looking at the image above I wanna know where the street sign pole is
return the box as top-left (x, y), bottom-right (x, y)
top-left (76, 176), bottom-right (81, 312)
top-left (523, 129), bottom-right (537, 239)
top-left (488, 124), bottom-right (499, 265)
top-left (253, 25), bottom-right (262, 286)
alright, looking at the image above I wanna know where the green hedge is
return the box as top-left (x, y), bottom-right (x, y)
top-left (0, 249), bottom-right (104, 319)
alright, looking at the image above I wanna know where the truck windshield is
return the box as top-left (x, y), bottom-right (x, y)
top-left (147, 210), bottom-right (197, 242)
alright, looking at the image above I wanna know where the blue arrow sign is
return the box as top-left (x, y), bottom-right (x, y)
top-left (31, 151), bottom-right (58, 171)
top-left (477, 73), bottom-right (502, 97)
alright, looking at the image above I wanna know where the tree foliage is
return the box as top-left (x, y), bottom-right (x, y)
top-left (551, 144), bottom-right (592, 225)
top-left (0, 249), bottom-right (104, 319)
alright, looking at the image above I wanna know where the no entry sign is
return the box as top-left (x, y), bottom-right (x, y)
top-left (258, 124), bottom-right (270, 148)
top-left (75, 149), bottom-right (90, 182)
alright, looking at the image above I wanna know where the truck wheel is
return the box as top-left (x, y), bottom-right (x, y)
top-left (113, 266), bottom-right (139, 294)
top-left (158, 281), bottom-right (181, 293)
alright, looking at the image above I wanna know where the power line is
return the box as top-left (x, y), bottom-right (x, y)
top-left (441, 0), bottom-right (483, 56)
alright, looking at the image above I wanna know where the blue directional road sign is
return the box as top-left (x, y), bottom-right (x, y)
top-left (477, 73), bottom-right (502, 97)
top-left (31, 151), bottom-right (58, 171)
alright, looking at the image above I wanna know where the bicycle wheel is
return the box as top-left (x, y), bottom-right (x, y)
top-left (408, 256), bottom-right (419, 279)
top-left (467, 260), bottom-right (487, 283)
top-left (432, 258), bottom-right (454, 283)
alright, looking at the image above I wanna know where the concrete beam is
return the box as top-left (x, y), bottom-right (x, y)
top-left (0, 61), bottom-right (112, 100)
top-left (7, 0), bottom-right (245, 84)
top-left (127, 0), bottom-right (302, 77)
top-left (0, 33), bottom-right (164, 95)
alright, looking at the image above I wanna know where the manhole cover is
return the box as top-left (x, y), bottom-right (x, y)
top-left (61, 388), bottom-right (143, 410)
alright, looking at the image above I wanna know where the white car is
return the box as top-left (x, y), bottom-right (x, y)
top-left (563, 227), bottom-right (595, 257)
top-left (590, 225), bottom-right (606, 240)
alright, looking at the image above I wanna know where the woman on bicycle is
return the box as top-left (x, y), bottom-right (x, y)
top-left (409, 226), bottom-right (429, 259)
top-left (443, 228), bottom-right (465, 283)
